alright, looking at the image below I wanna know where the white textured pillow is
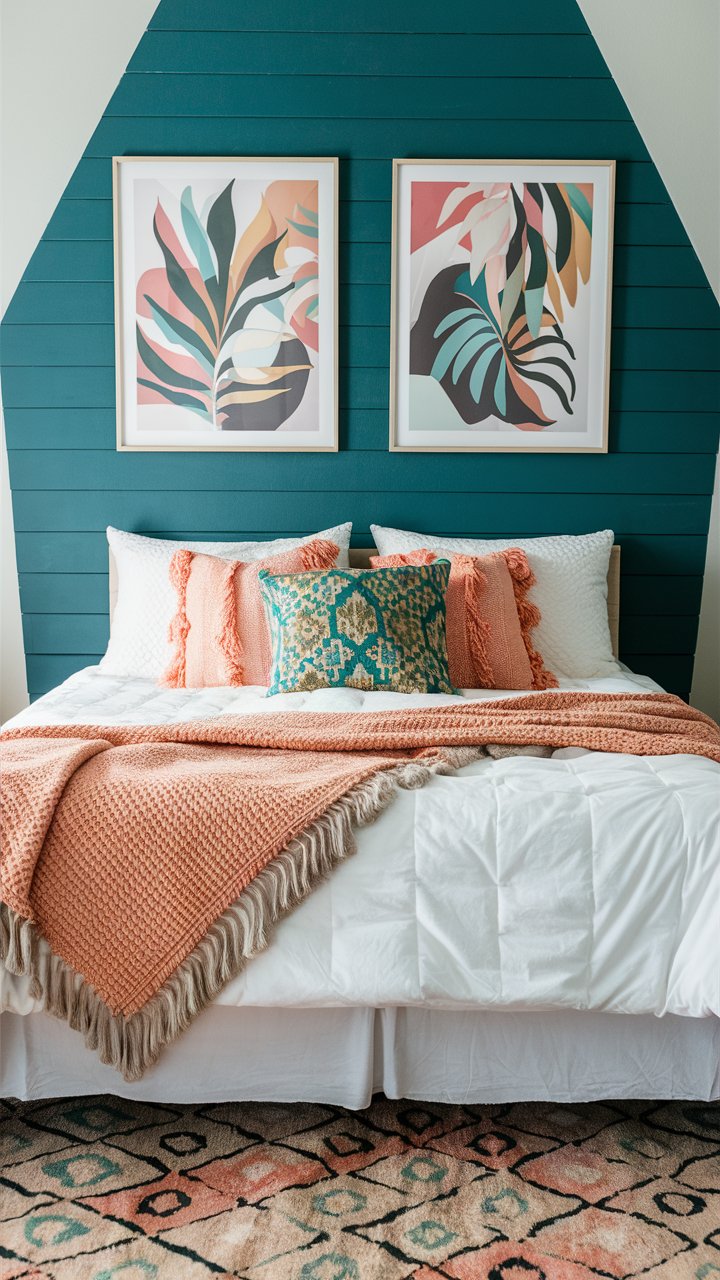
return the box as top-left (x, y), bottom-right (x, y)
top-left (371, 525), bottom-right (616, 679)
top-left (101, 524), bottom-right (352, 679)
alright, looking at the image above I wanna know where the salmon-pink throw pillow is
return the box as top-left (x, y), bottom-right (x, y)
top-left (162, 539), bottom-right (339, 688)
top-left (371, 548), bottom-right (557, 691)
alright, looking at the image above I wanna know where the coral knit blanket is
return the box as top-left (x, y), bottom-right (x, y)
top-left (1, 691), bottom-right (719, 1080)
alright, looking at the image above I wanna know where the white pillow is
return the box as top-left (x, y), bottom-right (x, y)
top-left (101, 524), bottom-right (352, 679)
top-left (371, 525), bottom-right (617, 679)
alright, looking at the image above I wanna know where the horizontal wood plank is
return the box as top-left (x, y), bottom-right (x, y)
top-left (23, 613), bottom-right (110, 655)
top-left (148, 0), bottom-right (591, 35)
top-left (26, 654), bottom-right (103, 695)
top-left (113, 70), bottom-right (618, 116)
top-left (612, 288), bottom-right (720, 330)
top-left (6, 450), bottom-right (715, 496)
top-left (620, 615), bottom-right (699, 654)
top-left (85, 117), bottom-right (652, 161)
top-left (19, 573), bottom-right (109, 614)
top-left (11, 491), bottom-right (711, 534)
top-left (620, 575), bottom-right (704, 617)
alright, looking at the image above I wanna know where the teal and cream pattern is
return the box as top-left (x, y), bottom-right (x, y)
top-left (1, 1094), bottom-right (719, 1278)
top-left (258, 563), bottom-right (455, 695)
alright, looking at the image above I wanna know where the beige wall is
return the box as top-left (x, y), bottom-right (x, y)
top-left (0, 414), bottom-right (26, 720)
top-left (578, 0), bottom-right (720, 719)
top-left (0, 0), bottom-right (158, 720)
top-left (1, 1), bottom-right (718, 717)
top-left (692, 452), bottom-right (720, 718)
top-left (579, 0), bottom-right (719, 300)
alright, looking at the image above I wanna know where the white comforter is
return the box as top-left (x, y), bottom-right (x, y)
top-left (2, 666), bottom-right (719, 1021)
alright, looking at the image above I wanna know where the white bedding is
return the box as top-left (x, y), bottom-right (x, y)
top-left (3, 665), bottom-right (719, 1026)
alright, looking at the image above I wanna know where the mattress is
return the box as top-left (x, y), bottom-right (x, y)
top-left (3, 664), bottom-right (719, 1025)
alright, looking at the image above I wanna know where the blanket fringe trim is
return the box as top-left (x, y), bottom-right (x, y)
top-left (0, 745), bottom-right (486, 1082)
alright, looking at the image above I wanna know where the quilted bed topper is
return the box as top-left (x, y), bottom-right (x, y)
top-left (2, 666), bottom-right (719, 1026)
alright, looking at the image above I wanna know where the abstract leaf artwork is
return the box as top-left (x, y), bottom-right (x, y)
top-left (391, 160), bottom-right (614, 452)
top-left (114, 158), bottom-right (337, 450)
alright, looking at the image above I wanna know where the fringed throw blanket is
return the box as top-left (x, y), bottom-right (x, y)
top-left (2, 692), bottom-right (719, 1080)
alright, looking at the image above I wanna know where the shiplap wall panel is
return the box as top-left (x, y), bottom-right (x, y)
top-left (2, 0), bottom-right (719, 700)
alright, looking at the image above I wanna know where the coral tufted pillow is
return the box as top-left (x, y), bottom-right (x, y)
top-left (161, 539), bottom-right (339, 688)
top-left (372, 525), bottom-right (615, 678)
top-left (101, 523), bottom-right (352, 679)
top-left (371, 548), bottom-right (557, 691)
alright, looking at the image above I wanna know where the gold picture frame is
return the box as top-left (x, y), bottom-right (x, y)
top-left (113, 155), bottom-right (339, 451)
top-left (389, 158), bottom-right (615, 453)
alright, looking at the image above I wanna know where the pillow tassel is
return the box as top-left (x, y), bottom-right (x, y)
top-left (458, 555), bottom-right (495, 689)
top-left (503, 549), bottom-right (559, 690)
top-left (216, 563), bottom-right (245, 687)
top-left (299, 538), bottom-right (340, 569)
top-left (370, 549), bottom-right (435, 569)
top-left (160, 549), bottom-right (194, 688)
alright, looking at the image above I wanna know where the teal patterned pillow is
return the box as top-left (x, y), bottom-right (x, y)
top-left (258, 562), bottom-right (456, 696)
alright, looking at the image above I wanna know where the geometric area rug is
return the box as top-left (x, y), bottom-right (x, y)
top-left (1, 1096), bottom-right (718, 1279)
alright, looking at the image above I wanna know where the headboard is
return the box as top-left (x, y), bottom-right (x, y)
top-left (109, 543), bottom-right (621, 657)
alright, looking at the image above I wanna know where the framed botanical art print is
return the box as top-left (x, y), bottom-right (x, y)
top-left (390, 159), bottom-right (615, 452)
top-left (114, 156), bottom-right (338, 451)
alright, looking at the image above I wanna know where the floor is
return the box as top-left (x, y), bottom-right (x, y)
top-left (0, 1095), bottom-right (718, 1279)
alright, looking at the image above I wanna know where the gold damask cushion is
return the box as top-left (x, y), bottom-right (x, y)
top-left (258, 562), bottom-right (455, 695)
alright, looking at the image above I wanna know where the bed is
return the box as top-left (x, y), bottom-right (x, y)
top-left (2, 545), bottom-right (719, 1107)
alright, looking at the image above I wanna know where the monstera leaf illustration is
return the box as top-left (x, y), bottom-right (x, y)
top-left (430, 180), bottom-right (593, 341)
top-left (413, 265), bottom-right (576, 429)
top-left (409, 177), bottom-right (592, 430)
top-left (136, 181), bottom-right (319, 431)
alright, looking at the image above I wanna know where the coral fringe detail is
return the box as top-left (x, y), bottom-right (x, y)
top-left (455, 554), bottom-right (494, 689)
top-left (160, 549), bottom-right (194, 688)
top-left (216, 562), bottom-right (245, 686)
top-left (503, 548), bottom-right (559, 690)
top-left (300, 538), bottom-right (340, 570)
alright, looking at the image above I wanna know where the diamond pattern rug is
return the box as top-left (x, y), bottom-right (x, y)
top-left (1, 1095), bottom-right (718, 1279)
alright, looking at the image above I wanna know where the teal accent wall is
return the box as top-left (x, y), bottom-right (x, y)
top-left (2, 0), bottom-right (719, 700)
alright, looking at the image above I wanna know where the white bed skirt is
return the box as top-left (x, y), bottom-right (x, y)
top-left (3, 1007), bottom-right (718, 1107)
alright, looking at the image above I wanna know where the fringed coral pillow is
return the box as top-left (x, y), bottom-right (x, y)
top-left (371, 548), bottom-right (557, 691)
top-left (161, 539), bottom-right (339, 688)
